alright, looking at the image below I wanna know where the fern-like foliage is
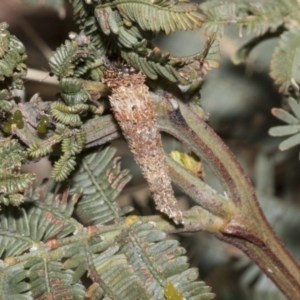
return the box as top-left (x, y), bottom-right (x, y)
top-left (35, 129), bottom-right (86, 182)
top-left (49, 37), bottom-right (104, 81)
top-left (200, 0), bottom-right (288, 37)
top-left (0, 180), bottom-right (85, 298)
top-left (70, 0), bottom-right (112, 54)
top-left (25, 258), bottom-right (86, 299)
top-left (50, 102), bottom-right (88, 127)
top-left (100, 0), bottom-right (204, 34)
top-left (70, 146), bottom-right (133, 225)
top-left (0, 139), bottom-right (36, 207)
top-left (0, 186), bottom-right (81, 259)
top-left (88, 245), bottom-right (152, 299)
top-left (270, 27), bottom-right (300, 92)
top-left (269, 97), bottom-right (300, 156)
top-left (0, 145), bottom-right (215, 299)
top-left (200, 1), bottom-right (300, 94)
top-left (67, 0), bottom-right (218, 84)
top-left (0, 22), bottom-right (27, 90)
top-left (116, 220), bottom-right (215, 300)
top-left (49, 40), bottom-right (78, 79)
top-left (0, 263), bottom-right (31, 299)
top-left (62, 220), bottom-right (215, 300)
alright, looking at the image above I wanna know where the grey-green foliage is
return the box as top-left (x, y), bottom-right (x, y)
top-left (269, 97), bottom-right (300, 157)
top-left (37, 0), bottom-right (220, 182)
top-left (270, 27), bottom-right (300, 92)
top-left (0, 22), bottom-right (27, 90)
top-left (0, 23), bottom-right (36, 207)
top-left (199, 0), bottom-right (300, 162)
top-left (200, 0), bottom-right (300, 93)
top-left (200, 0), bottom-right (288, 37)
top-left (117, 221), bottom-right (214, 300)
top-left (0, 146), bottom-right (215, 299)
top-left (0, 139), bottom-right (36, 207)
top-left (68, 0), bottom-right (218, 83)
top-left (70, 147), bottom-right (133, 225)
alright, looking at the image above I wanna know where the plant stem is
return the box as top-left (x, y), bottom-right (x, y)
top-left (16, 95), bottom-right (300, 298)
top-left (155, 95), bottom-right (300, 299)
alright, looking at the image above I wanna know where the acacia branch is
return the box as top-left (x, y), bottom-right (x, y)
top-left (154, 94), bottom-right (300, 300)
top-left (14, 92), bottom-right (300, 299)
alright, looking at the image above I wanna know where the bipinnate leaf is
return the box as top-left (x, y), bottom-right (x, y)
top-left (49, 40), bottom-right (78, 79)
top-left (113, 1), bottom-right (204, 34)
top-left (200, 1), bottom-right (285, 37)
top-left (0, 185), bottom-right (82, 259)
top-left (0, 139), bottom-right (36, 207)
top-left (269, 98), bottom-right (300, 154)
top-left (25, 258), bottom-right (85, 299)
top-left (89, 245), bottom-right (151, 300)
top-left (0, 263), bottom-right (31, 299)
top-left (117, 220), bottom-right (215, 300)
top-left (70, 146), bottom-right (133, 225)
top-left (270, 28), bottom-right (300, 92)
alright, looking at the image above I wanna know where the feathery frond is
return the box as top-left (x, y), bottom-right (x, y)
top-left (0, 263), bottom-right (31, 299)
top-left (0, 139), bottom-right (36, 207)
top-left (200, 1), bottom-right (286, 37)
top-left (49, 40), bottom-right (78, 79)
top-left (98, 0), bottom-right (204, 34)
top-left (117, 220), bottom-right (215, 299)
top-left (25, 258), bottom-right (86, 299)
top-left (0, 187), bottom-right (82, 259)
top-left (269, 97), bottom-right (300, 155)
top-left (70, 146), bottom-right (133, 225)
top-left (270, 28), bottom-right (300, 92)
top-left (89, 245), bottom-right (151, 299)
top-left (0, 22), bottom-right (27, 89)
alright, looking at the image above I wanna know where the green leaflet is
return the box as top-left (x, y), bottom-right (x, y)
top-left (106, 0), bottom-right (204, 34)
top-left (69, 0), bottom-right (112, 53)
top-left (49, 40), bottom-right (78, 79)
top-left (0, 143), bottom-right (216, 299)
top-left (0, 22), bottom-right (27, 89)
top-left (24, 258), bottom-right (85, 299)
top-left (70, 146), bottom-right (133, 225)
top-left (50, 130), bottom-right (86, 181)
top-left (270, 98), bottom-right (300, 126)
top-left (0, 264), bottom-right (31, 299)
top-left (269, 125), bottom-right (300, 137)
top-left (117, 221), bottom-right (215, 300)
top-left (67, 0), bottom-right (217, 85)
top-left (90, 246), bottom-right (151, 300)
top-left (0, 184), bottom-right (81, 259)
top-left (269, 98), bottom-right (300, 156)
top-left (0, 139), bottom-right (36, 207)
top-left (200, 1), bottom-right (286, 37)
top-left (60, 78), bottom-right (90, 106)
top-left (270, 28), bottom-right (300, 92)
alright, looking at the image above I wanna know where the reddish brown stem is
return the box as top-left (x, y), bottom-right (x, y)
top-left (155, 96), bottom-right (300, 299)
